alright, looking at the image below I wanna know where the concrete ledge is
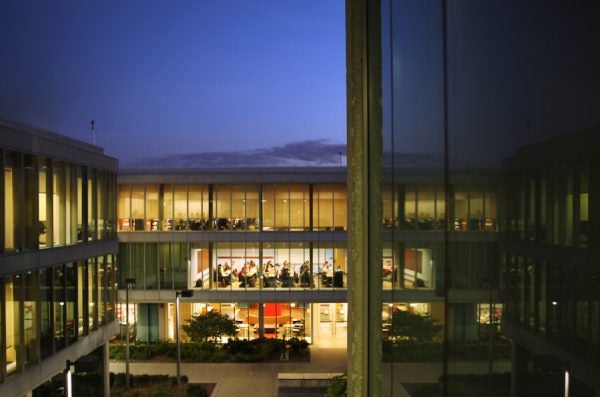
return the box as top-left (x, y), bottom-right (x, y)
top-left (278, 372), bottom-right (344, 388)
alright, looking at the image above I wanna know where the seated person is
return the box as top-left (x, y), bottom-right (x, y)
top-left (263, 261), bottom-right (276, 287)
top-left (299, 261), bottom-right (311, 287)
top-left (219, 262), bottom-right (232, 287)
top-left (321, 261), bottom-right (333, 287)
top-left (279, 261), bottom-right (293, 287)
top-left (238, 262), bottom-right (249, 286)
top-left (246, 261), bottom-right (258, 287)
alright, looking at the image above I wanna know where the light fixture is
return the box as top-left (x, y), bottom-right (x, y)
top-left (175, 289), bottom-right (194, 397)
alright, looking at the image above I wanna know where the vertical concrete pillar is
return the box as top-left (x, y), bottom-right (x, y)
top-left (510, 343), bottom-right (528, 397)
top-left (346, 0), bottom-right (383, 395)
top-left (103, 342), bottom-right (110, 397)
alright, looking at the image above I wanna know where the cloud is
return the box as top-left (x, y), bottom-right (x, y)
top-left (123, 139), bottom-right (347, 168)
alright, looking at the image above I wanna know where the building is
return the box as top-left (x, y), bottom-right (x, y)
top-left (502, 128), bottom-right (600, 396)
top-left (116, 167), bottom-right (348, 346)
top-left (0, 119), bottom-right (119, 396)
top-left (115, 167), bottom-right (500, 350)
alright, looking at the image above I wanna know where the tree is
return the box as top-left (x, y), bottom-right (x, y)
top-left (391, 310), bottom-right (442, 342)
top-left (182, 311), bottom-right (237, 343)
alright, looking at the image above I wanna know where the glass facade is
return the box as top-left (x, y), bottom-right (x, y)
top-left (116, 300), bottom-right (340, 345)
top-left (0, 258), bottom-right (116, 382)
top-left (502, 147), bottom-right (600, 365)
top-left (117, 175), bottom-right (349, 346)
top-left (119, 241), bottom-right (347, 291)
top-left (0, 130), bottom-right (118, 394)
top-left (1, 150), bottom-right (116, 253)
top-left (117, 183), bottom-right (346, 233)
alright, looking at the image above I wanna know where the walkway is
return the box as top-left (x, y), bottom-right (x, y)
top-left (110, 349), bottom-right (510, 397)
top-left (110, 346), bottom-right (347, 397)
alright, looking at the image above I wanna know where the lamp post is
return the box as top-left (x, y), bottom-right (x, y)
top-left (125, 278), bottom-right (136, 390)
top-left (65, 360), bottom-right (73, 397)
top-left (176, 289), bottom-right (194, 397)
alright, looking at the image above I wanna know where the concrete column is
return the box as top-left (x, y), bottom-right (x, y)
top-left (346, 0), bottom-right (383, 395)
top-left (103, 343), bottom-right (110, 397)
top-left (510, 343), bottom-right (528, 397)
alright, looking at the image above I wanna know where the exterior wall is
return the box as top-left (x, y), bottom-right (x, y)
top-left (501, 129), bottom-right (600, 395)
top-left (0, 119), bottom-right (118, 396)
top-left (115, 168), bottom-right (501, 349)
top-left (116, 172), bottom-right (350, 342)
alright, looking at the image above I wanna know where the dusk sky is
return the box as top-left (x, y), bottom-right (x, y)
top-left (0, 1), bottom-right (346, 166)
top-left (2, 1), bottom-right (599, 169)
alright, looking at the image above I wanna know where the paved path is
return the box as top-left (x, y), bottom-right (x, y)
top-left (110, 347), bottom-right (347, 397)
top-left (110, 348), bottom-right (510, 397)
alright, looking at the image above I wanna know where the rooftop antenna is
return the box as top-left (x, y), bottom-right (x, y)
top-left (91, 120), bottom-right (96, 145)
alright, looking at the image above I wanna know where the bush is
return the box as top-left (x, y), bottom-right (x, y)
top-left (110, 337), bottom-right (310, 363)
top-left (325, 373), bottom-right (347, 397)
top-left (383, 340), bottom-right (443, 362)
top-left (110, 373), bottom-right (186, 389)
top-left (286, 337), bottom-right (310, 359)
top-left (181, 342), bottom-right (219, 361)
top-left (187, 384), bottom-right (209, 397)
top-left (383, 339), bottom-right (512, 362)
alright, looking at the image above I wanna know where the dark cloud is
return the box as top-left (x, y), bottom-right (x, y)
top-left (124, 139), bottom-right (346, 168)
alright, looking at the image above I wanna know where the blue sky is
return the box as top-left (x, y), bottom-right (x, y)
top-left (2, 1), bottom-right (599, 169)
top-left (0, 1), bottom-right (346, 165)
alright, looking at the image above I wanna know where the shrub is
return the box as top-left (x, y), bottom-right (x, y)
top-left (110, 373), bottom-right (185, 389)
top-left (286, 337), bottom-right (309, 359)
top-left (187, 384), bottom-right (209, 397)
top-left (325, 373), bottom-right (347, 397)
top-left (110, 337), bottom-right (310, 363)
top-left (180, 342), bottom-right (218, 361)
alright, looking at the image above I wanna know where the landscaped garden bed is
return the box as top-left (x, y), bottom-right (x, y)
top-left (110, 337), bottom-right (310, 363)
top-left (110, 373), bottom-right (215, 397)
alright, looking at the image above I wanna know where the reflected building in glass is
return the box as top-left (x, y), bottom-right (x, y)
top-left (346, 0), bottom-right (600, 395)
top-left (0, 119), bottom-right (118, 396)
top-left (502, 129), bottom-right (600, 396)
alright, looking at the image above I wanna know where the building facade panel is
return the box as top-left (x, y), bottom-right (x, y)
top-left (0, 120), bottom-right (118, 396)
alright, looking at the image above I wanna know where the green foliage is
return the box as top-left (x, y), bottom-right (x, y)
top-left (225, 338), bottom-right (284, 362)
top-left (183, 311), bottom-right (238, 343)
top-left (110, 373), bottom-right (187, 388)
top-left (382, 339), bottom-right (512, 362)
top-left (187, 384), bottom-right (209, 397)
top-left (110, 337), bottom-right (310, 363)
top-left (180, 341), bottom-right (219, 361)
top-left (383, 340), bottom-right (443, 362)
top-left (390, 310), bottom-right (443, 341)
top-left (286, 337), bottom-right (310, 359)
top-left (412, 374), bottom-right (510, 397)
top-left (72, 373), bottom-right (104, 397)
top-left (325, 373), bottom-right (347, 397)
